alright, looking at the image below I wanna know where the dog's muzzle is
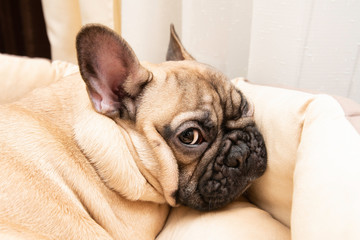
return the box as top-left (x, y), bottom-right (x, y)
top-left (178, 125), bottom-right (267, 211)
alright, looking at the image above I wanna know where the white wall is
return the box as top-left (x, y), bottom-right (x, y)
top-left (248, 0), bottom-right (360, 103)
top-left (181, 0), bottom-right (253, 79)
top-left (121, 0), bottom-right (360, 103)
top-left (121, 0), bottom-right (252, 79)
top-left (121, 0), bottom-right (182, 63)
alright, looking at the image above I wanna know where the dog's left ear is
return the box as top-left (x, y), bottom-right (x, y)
top-left (166, 24), bottom-right (195, 61)
top-left (76, 24), bottom-right (151, 118)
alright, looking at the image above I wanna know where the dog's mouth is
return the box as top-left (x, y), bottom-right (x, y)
top-left (176, 125), bottom-right (267, 211)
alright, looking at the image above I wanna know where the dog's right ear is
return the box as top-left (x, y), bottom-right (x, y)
top-left (166, 24), bottom-right (195, 61)
top-left (76, 24), bottom-right (151, 119)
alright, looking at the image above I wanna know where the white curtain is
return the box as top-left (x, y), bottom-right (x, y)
top-left (41, 0), bottom-right (121, 64)
top-left (121, 0), bottom-right (252, 80)
top-left (41, 0), bottom-right (360, 102)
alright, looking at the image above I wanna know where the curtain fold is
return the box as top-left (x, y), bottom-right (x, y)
top-left (41, 0), bottom-right (121, 64)
top-left (40, 0), bottom-right (359, 102)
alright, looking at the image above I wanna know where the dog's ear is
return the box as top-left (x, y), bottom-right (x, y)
top-left (76, 24), bottom-right (151, 118)
top-left (166, 24), bottom-right (195, 61)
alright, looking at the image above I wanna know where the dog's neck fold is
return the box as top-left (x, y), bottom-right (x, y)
top-left (18, 74), bottom-right (168, 204)
top-left (72, 87), bottom-right (167, 204)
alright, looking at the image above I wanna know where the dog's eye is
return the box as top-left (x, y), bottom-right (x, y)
top-left (179, 128), bottom-right (203, 145)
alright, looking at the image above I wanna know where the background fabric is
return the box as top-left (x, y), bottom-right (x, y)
top-left (0, 0), bottom-right (50, 59)
top-left (1, 0), bottom-right (358, 102)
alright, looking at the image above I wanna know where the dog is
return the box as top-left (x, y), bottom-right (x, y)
top-left (0, 24), bottom-right (267, 239)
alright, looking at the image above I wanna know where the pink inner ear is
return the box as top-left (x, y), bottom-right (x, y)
top-left (88, 76), bottom-right (123, 115)
top-left (98, 40), bottom-right (129, 86)
top-left (77, 25), bottom-right (147, 116)
top-left (90, 40), bottom-right (132, 113)
top-left (87, 84), bottom-right (103, 113)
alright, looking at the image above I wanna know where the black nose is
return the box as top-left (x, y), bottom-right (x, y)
top-left (224, 143), bottom-right (249, 168)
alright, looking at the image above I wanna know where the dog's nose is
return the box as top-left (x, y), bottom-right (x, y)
top-left (224, 143), bottom-right (249, 168)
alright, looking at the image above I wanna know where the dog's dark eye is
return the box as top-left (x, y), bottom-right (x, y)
top-left (179, 128), bottom-right (203, 145)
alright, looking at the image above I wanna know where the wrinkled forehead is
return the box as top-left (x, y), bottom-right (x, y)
top-left (142, 60), bottom-right (228, 85)
top-left (140, 60), bottom-right (244, 126)
top-left (165, 61), bottom-right (229, 109)
top-left (162, 61), bottom-right (243, 116)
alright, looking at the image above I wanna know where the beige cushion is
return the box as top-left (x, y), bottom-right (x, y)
top-left (232, 78), bottom-right (360, 239)
top-left (156, 197), bottom-right (290, 240)
top-left (0, 54), bottom-right (77, 104)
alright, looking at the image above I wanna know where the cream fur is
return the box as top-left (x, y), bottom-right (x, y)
top-left (0, 72), bottom-right (169, 239)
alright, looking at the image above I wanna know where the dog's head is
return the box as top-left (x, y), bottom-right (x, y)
top-left (76, 24), bottom-right (267, 211)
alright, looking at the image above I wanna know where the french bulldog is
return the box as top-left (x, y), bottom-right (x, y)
top-left (0, 24), bottom-right (266, 239)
